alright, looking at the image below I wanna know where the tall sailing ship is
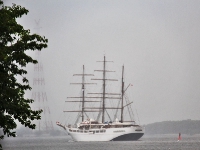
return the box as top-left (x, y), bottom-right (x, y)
top-left (56, 56), bottom-right (144, 141)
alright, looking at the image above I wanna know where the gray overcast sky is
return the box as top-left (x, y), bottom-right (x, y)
top-left (4, 0), bottom-right (200, 125)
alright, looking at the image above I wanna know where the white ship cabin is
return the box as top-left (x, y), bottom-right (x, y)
top-left (67, 118), bottom-right (141, 132)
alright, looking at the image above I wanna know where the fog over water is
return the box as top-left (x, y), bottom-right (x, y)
top-left (4, 0), bottom-right (200, 126)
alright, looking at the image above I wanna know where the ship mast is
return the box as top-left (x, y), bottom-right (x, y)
top-left (121, 65), bottom-right (124, 123)
top-left (92, 56), bottom-right (119, 123)
top-left (65, 57), bottom-right (121, 124)
top-left (73, 65), bottom-right (95, 122)
top-left (66, 65), bottom-right (96, 122)
top-left (102, 56), bottom-right (106, 123)
top-left (81, 65), bottom-right (85, 121)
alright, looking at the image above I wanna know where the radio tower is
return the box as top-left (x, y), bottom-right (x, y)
top-left (31, 20), bottom-right (54, 133)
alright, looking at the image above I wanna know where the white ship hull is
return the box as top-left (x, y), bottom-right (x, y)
top-left (66, 126), bottom-right (144, 141)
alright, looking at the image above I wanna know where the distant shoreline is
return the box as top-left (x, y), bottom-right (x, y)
top-left (144, 119), bottom-right (200, 135)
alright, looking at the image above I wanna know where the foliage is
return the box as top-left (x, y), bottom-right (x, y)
top-left (0, 0), bottom-right (48, 148)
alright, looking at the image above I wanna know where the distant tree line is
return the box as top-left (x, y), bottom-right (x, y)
top-left (144, 119), bottom-right (200, 135)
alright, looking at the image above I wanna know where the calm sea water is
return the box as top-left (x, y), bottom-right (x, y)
top-left (1, 135), bottom-right (200, 150)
